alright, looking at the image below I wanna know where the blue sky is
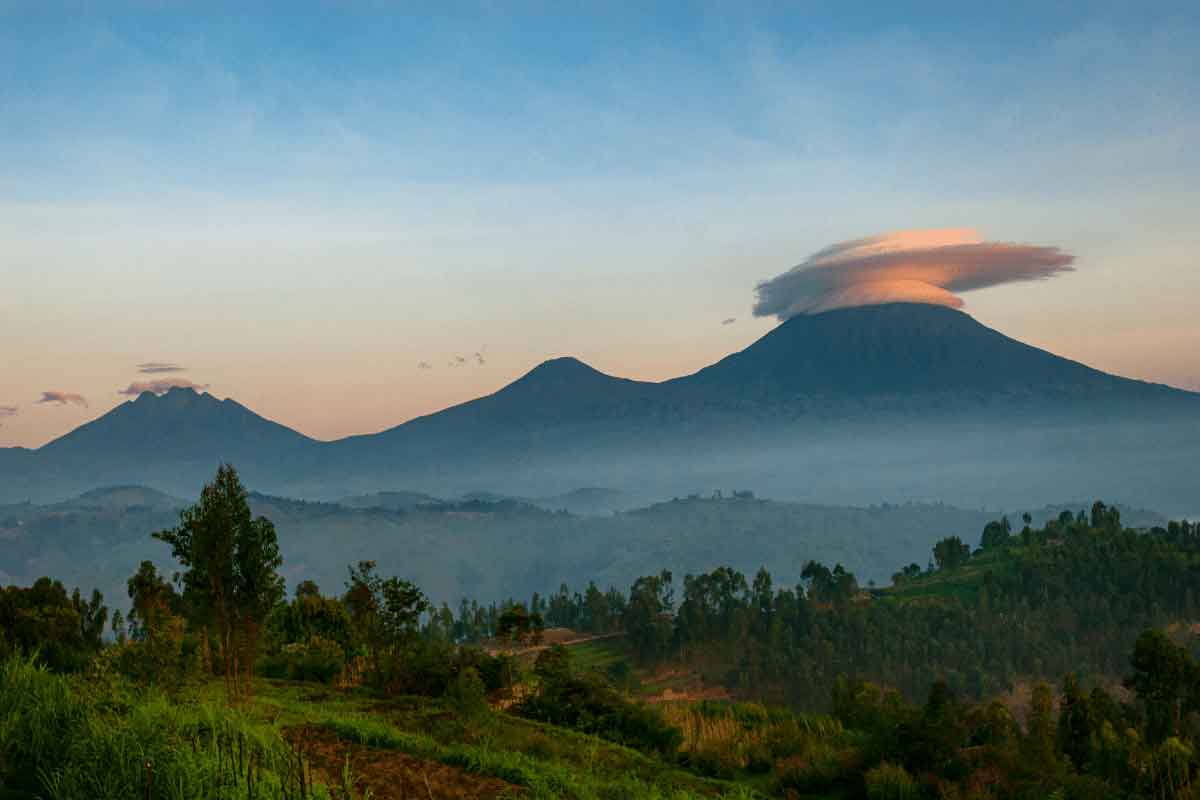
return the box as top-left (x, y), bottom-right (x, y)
top-left (2, 2), bottom-right (1198, 446)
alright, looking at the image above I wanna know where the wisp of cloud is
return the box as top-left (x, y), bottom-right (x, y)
top-left (119, 378), bottom-right (209, 396)
top-left (36, 391), bottom-right (88, 407)
top-left (137, 362), bottom-right (187, 374)
top-left (753, 228), bottom-right (1075, 319)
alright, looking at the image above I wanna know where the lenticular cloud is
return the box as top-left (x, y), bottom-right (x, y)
top-left (753, 228), bottom-right (1075, 320)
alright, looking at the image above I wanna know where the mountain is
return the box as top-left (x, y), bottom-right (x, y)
top-left (41, 387), bottom-right (317, 461)
top-left (9, 484), bottom-right (1162, 609)
top-left (2, 388), bottom-right (323, 503)
top-left (674, 303), bottom-right (1188, 411)
top-left (2, 303), bottom-right (1198, 510)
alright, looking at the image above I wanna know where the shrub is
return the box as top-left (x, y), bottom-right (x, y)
top-left (865, 761), bottom-right (920, 800)
top-left (447, 666), bottom-right (488, 719)
top-left (516, 671), bottom-right (683, 756)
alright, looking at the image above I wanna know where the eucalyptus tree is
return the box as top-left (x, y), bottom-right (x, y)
top-left (155, 463), bottom-right (284, 701)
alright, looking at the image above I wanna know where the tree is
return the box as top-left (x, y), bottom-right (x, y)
top-left (343, 560), bottom-right (430, 654)
top-left (496, 603), bottom-right (543, 648)
top-left (1023, 681), bottom-right (1058, 771)
top-left (802, 561), bottom-right (858, 605)
top-left (126, 560), bottom-right (176, 641)
top-left (979, 517), bottom-right (1012, 550)
top-left (932, 536), bottom-right (971, 571)
top-left (891, 563), bottom-right (922, 586)
top-left (1090, 501), bottom-right (1121, 531)
top-left (0, 578), bottom-right (107, 672)
top-left (155, 463), bottom-right (284, 701)
top-left (1057, 673), bottom-right (1093, 769)
top-left (624, 570), bottom-right (674, 663)
top-left (1125, 629), bottom-right (1198, 743)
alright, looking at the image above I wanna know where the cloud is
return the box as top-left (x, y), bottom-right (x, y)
top-left (417, 361), bottom-right (433, 370)
top-left (118, 378), bottom-right (209, 396)
top-left (753, 228), bottom-right (1076, 319)
top-left (137, 361), bottom-right (187, 374)
top-left (36, 391), bottom-right (88, 407)
top-left (474, 351), bottom-right (486, 365)
top-left (722, 317), bottom-right (736, 326)
top-left (0, 406), bottom-right (17, 418)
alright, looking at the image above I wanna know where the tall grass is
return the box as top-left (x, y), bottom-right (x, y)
top-left (0, 653), bottom-right (331, 799)
top-left (0, 652), bottom-right (761, 800)
top-left (661, 701), bottom-right (846, 777)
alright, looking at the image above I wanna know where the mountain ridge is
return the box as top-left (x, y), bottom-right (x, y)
top-left (2, 303), bottom-right (1197, 508)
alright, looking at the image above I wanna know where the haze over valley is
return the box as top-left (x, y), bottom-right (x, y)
top-left (4, 5), bottom-right (1200, 798)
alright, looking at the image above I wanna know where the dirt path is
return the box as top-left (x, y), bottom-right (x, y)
top-left (483, 630), bottom-right (625, 657)
top-left (285, 725), bottom-right (517, 800)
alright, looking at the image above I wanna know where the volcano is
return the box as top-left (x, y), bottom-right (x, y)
top-left (674, 303), bottom-right (1186, 406)
top-left (2, 303), bottom-right (1196, 507)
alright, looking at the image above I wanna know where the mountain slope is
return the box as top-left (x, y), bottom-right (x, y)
top-left (673, 303), bottom-right (1188, 407)
top-left (41, 387), bottom-right (316, 460)
top-left (6, 388), bottom-right (322, 502)
top-left (2, 303), bottom-right (1197, 507)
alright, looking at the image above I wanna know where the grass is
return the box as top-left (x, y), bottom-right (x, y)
top-left (0, 653), bottom-right (333, 799)
top-left (0, 651), bottom-right (769, 800)
top-left (567, 640), bottom-right (626, 674)
top-left (314, 697), bottom-right (754, 799)
top-left (883, 546), bottom-right (1020, 604)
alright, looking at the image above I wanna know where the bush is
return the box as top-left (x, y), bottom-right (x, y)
top-left (259, 635), bottom-right (346, 684)
top-left (447, 666), bottom-right (488, 719)
top-left (516, 671), bottom-right (683, 756)
top-left (370, 640), bottom-right (513, 697)
top-left (684, 745), bottom-right (741, 779)
top-left (865, 761), bottom-right (920, 800)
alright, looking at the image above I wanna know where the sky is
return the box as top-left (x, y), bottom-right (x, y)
top-left (2, 1), bottom-right (1198, 448)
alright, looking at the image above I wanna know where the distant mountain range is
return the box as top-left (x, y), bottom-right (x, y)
top-left (2, 303), bottom-right (1197, 512)
top-left (0, 484), bottom-right (1167, 608)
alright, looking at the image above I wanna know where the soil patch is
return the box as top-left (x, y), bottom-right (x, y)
top-left (284, 725), bottom-right (518, 799)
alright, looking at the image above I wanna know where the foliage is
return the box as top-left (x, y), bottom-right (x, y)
top-left (0, 577), bottom-right (107, 672)
top-left (932, 535), bottom-right (971, 570)
top-left (155, 463), bottom-right (285, 701)
top-left (0, 652), bottom-right (331, 800)
top-left (517, 644), bottom-right (683, 756)
top-left (343, 559), bottom-right (429, 654)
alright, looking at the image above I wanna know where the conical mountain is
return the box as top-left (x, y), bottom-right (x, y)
top-left (41, 387), bottom-right (315, 459)
top-left (11, 388), bottom-right (320, 502)
top-left (675, 303), bottom-right (1188, 407)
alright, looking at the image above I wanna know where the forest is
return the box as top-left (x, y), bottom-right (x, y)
top-left (2, 463), bottom-right (1199, 799)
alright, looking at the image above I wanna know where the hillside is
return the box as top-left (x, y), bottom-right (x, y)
top-left (0, 484), bottom-right (1164, 618)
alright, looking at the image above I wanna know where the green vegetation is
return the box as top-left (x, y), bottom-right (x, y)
top-left (5, 485), bottom-right (1069, 620)
top-left (4, 464), bottom-right (1200, 798)
top-left (615, 502), bottom-right (1200, 709)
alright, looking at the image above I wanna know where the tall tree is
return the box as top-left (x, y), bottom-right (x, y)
top-left (932, 536), bottom-right (971, 571)
top-left (126, 560), bottom-right (176, 641)
top-left (1125, 629), bottom-right (1198, 743)
top-left (155, 463), bottom-right (284, 701)
top-left (624, 570), bottom-right (674, 663)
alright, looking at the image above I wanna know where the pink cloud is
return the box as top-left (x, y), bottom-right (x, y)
top-left (754, 228), bottom-right (1075, 319)
top-left (36, 391), bottom-right (88, 407)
